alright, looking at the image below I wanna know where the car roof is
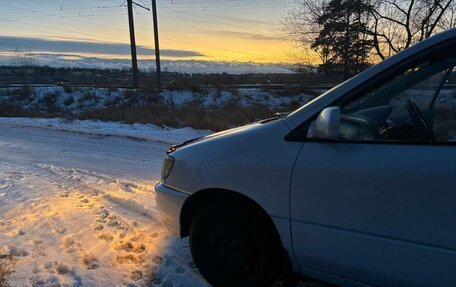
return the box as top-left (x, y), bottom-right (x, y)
top-left (284, 27), bottom-right (456, 131)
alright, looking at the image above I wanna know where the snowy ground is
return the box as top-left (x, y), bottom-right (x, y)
top-left (0, 86), bottom-right (317, 113)
top-left (0, 118), bottom-right (324, 287)
top-left (0, 118), bottom-right (210, 287)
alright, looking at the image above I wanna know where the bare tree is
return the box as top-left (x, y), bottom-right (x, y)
top-left (12, 47), bottom-right (37, 67)
top-left (282, 0), bottom-right (456, 65)
top-left (439, 1), bottom-right (456, 30)
top-left (281, 0), bottom-right (330, 66)
top-left (366, 0), bottom-right (455, 60)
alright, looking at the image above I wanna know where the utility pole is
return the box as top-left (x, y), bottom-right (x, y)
top-left (151, 0), bottom-right (162, 93)
top-left (127, 0), bottom-right (139, 88)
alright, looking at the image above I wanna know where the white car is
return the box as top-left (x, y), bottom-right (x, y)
top-left (155, 28), bottom-right (456, 287)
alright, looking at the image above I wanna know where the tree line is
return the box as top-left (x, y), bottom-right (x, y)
top-left (282, 0), bottom-right (456, 79)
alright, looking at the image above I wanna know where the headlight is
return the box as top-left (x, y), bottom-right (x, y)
top-left (161, 156), bottom-right (175, 180)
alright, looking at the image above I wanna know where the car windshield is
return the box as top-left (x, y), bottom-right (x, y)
top-left (334, 55), bottom-right (456, 142)
top-left (343, 57), bottom-right (456, 114)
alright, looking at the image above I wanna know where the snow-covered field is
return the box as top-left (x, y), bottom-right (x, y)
top-left (0, 118), bottom-right (210, 287)
top-left (0, 86), bottom-right (317, 113)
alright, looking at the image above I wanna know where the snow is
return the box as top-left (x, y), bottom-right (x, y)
top-left (0, 86), bottom-right (318, 114)
top-left (0, 118), bottom-right (210, 287)
top-left (161, 88), bottom-right (315, 108)
top-left (0, 118), bottom-right (210, 145)
top-left (0, 54), bottom-right (296, 74)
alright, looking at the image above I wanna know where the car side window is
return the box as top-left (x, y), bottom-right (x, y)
top-left (339, 57), bottom-right (456, 143)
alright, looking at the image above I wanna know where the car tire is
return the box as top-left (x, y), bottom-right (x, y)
top-left (189, 201), bottom-right (283, 287)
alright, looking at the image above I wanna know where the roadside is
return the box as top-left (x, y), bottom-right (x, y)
top-left (0, 119), bottom-right (208, 286)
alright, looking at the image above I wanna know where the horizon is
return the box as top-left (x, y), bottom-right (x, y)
top-left (0, 0), bottom-right (297, 72)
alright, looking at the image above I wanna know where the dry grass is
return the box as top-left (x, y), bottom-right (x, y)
top-left (115, 254), bottom-right (144, 265)
top-left (76, 103), bottom-right (295, 132)
top-left (97, 233), bottom-right (114, 242)
top-left (0, 95), bottom-right (300, 132)
top-left (56, 263), bottom-right (70, 275)
top-left (0, 255), bottom-right (15, 287)
top-left (81, 253), bottom-right (99, 270)
top-left (113, 241), bottom-right (146, 254)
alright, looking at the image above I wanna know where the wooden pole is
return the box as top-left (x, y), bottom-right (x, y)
top-left (127, 0), bottom-right (139, 88)
top-left (151, 0), bottom-right (162, 93)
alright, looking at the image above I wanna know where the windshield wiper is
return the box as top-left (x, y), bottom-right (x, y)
top-left (259, 112), bottom-right (289, 124)
top-left (273, 112), bottom-right (290, 118)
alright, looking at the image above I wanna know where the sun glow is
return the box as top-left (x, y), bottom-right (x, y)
top-left (0, 0), bottom-right (296, 66)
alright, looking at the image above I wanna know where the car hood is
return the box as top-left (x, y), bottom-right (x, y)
top-left (167, 119), bottom-right (282, 154)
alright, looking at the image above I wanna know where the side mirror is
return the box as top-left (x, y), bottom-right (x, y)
top-left (307, 107), bottom-right (340, 140)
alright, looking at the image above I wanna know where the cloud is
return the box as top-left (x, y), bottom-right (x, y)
top-left (202, 30), bottom-right (284, 41)
top-left (0, 36), bottom-right (292, 74)
top-left (0, 36), bottom-right (204, 58)
top-left (0, 53), bottom-right (294, 74)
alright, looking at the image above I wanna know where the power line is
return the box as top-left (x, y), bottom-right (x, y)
top-left (1, 20), bottom-right (268, 61)
top-left (159, 5), bottom-right (278, 37)
top-left (0, 2), bottom-right (285, 62)
top-left (0, 0), bottom-right (121, 13)
top-left (1, 0), bottom-right (282, 12)
top-left (1, 5), bottom-right (279, 43)
top-left (0, 0), bottom-right (287, 39)
top-left (1, 2), bottom-right (291, 17)
top-left (0, 18), bottom-right (128, 44)
top-left (131, 1), bottom-right (150, 11)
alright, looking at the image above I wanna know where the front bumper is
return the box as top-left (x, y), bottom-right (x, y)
top-left (155, 183), bottom-right (190, 237)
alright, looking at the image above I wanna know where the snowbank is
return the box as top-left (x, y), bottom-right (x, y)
top-left (0, 117), bottom-right (211, 144)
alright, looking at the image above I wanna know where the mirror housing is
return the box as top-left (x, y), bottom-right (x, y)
top-left (307, 107), bottom-right (340, 140)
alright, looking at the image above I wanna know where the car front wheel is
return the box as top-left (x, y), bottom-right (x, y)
top-left (189, 201), bottom-right (283, 287)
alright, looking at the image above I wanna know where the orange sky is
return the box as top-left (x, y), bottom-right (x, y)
top-left (0, 0), bottom-right (297, 64)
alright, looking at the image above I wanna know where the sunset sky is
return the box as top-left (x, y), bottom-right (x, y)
top-left (0, 0), bottom-right (294, 67)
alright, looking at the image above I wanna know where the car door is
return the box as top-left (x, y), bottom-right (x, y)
top-left (290, 54), bottom-right (456, 286)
